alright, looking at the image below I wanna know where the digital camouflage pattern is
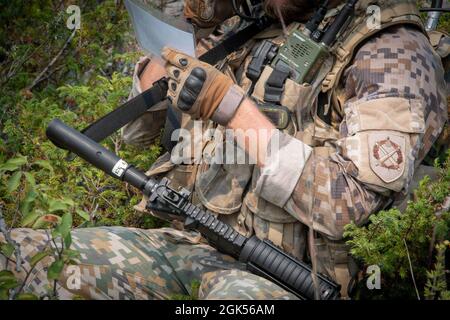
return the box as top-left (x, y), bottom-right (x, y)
top-left (286, 26), bottom-right (448, 240)
top-left (0, 227), bottom-right (297, 300)
top-left (1, 1), bottom-right (447, 300)
top-left (283, 26), bottom-right (447, 285)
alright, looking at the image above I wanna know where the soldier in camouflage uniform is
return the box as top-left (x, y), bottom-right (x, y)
top-left (1, 0), bottom-right (448, 300)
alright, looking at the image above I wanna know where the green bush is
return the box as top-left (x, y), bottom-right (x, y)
top-left (0, 1), bottom-right (163, 229)
top-left (344, 154), bottom-right (450, 300)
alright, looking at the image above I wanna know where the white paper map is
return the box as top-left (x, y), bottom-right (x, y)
top-left (125, 0), bottom-right (196, 58)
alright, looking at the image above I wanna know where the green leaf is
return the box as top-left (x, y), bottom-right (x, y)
top-left (60, 197), bottom-right (75, 207)
top-left (76, 209), bottom-right (90, 221)
top-left (62, 249), bottom-right (80, 260)
top-left (58, 212), bottom-right (73, 239)
top-left (64, 232), bottom-right (72, 249)
top-left (0, 278), bottom-right (18, 290)
top-left (48, 198), bottom-right (70, 213)
top-left (0, 156), bottom-right (27, 172)
top-left (0, 243), bottom-right (15, 258)
top-left (0, 270), bottom-right (14, 278)
top-left (47, 259), bottom-right (64, 280)
top-left (20, 189), bottom-right (38, 216)
top-left (30, 251), bottom-right (51, 267)
top-left (21, 211), bottom-right (41, 227)
top-left (7, 171), bottom-right (22, 193)
top-left (16, 293), bottom-right (39, 300)
top-left (0, 289), bottom-right (8, 300)
top-left (32, 160), bottom-right (54, 173)
top-left (23, 172), bottom-right (36, 187)
top-left (24, 188), bottom-right (38, 202)
top-left (0, 271), bottom-right (18, 290)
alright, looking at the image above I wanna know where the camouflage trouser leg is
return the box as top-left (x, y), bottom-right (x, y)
top-left (0, 227), bottom-right (297, 300)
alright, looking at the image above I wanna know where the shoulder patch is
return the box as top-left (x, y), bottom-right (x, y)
top-left (368, 133), bottom-right (406, 183)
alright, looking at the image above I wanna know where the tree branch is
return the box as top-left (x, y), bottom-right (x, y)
top-left (27, 29), bottom-right (77, 91)
top-left (404, 238), bottom-right (421, 300)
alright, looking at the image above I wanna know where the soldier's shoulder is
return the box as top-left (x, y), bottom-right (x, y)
top-left (359, 25), bottom-right (430, 53)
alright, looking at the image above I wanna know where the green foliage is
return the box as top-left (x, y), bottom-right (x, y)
top-left (0, 1), bottom-right (164, 230)
top-left (169, 280), bottom-right (201, 300)
top-left (424, 241), bottom-right (450, 300)
top-left (345, 153), bottom-right (450, 299)
top-left (0, 207), bottom-right (79, 300)
top-left (0, 270), bottom-right (19, 300)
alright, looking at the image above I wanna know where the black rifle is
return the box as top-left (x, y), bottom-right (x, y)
top-left (46, 119), bottom-right (341, 300)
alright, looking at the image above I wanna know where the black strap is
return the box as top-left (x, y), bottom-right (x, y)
top-left (77, 18), bottom-right (271, 146)
top-left (200, 18), bottom-right (270, 65)
top-left (161, 105), bottom-right (182, 152)
top-left (264, 68), bottom-right (290, 104)
top-left (81, 78), bottom-right (168, 142)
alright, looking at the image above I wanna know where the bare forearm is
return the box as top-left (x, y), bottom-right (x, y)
top-left (140, 56), bottom-right (167, 91)
top-left (229, 99), bottom-right (312, 211)
top-left (227, 98), bottom-right (277, 167)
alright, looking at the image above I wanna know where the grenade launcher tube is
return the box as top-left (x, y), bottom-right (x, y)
top-left (45, 119), bottom-right (340, 300)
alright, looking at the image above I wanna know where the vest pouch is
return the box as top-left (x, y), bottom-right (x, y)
top-left (244, 190), bottom-right (298, 224)
top-left (145, 153), bottom-right (198, 191)
top-left (311, 113), bottom-right (340, 145)
top-left (251, 65), bottom-right (316, 133)
top-left (240, 166), bottom-right (307, 259)
top-left (195, 135), bottom-right (253, 215)
top-left (244, 193), bottom-right (307, 260)
top-left (312, 235), bottom-right (353, 294)
top-left (252, 65), bottom-right (312, 110)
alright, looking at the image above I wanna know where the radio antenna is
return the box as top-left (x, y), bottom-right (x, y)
top-left (321, 0), bottom-right (358, 47)
top-left (304, 0), bottom-right (329, 37)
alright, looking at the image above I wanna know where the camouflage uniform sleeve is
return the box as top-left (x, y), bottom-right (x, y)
top-left (256, 26), bottom-right (447, 240)
top-left (121, 56), bottom-right (169, 147)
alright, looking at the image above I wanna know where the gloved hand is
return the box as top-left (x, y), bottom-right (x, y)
top-left (162, 46), bottom-right (239, 122)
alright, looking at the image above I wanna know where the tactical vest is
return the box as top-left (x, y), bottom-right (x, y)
top-left (138, 0), bottom-right (445, 293)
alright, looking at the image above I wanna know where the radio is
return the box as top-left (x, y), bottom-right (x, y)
top-left (271, 26), bottom-right (329, 84)
top-left (270, 0), bottom-right (359, 84)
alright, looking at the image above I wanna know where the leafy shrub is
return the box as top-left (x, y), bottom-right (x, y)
top-left (1, 207), bottom-right (79, 300)
top-left (344, 154), bottom-right (450, 300)
top-left (0, 1), bottom-right (163, 229)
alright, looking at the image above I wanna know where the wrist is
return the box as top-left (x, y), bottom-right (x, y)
top-left (227, 98), bottom-right (277, 167)
top-left (211, 84), bottom-right (246, 126)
